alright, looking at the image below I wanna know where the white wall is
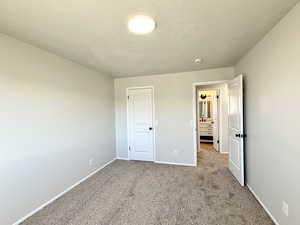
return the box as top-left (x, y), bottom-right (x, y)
top-left (235, 3), bottom-right (300, 225)
top-left (115, 67), bottom-right (234, 165)
top-left (0, 34), bottom-right (116, 225)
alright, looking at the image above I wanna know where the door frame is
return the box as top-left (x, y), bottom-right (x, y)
top-left (192, 80), bottom-right (228, 166)
top-left (126, 86), bottom-right (156, 161)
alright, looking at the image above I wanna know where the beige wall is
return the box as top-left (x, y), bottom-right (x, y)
top-left (115, 67), bottom-right (234, 165)
top-left (235, 3), bottom-right (300, 225)
top-left (0, 34), bottom-right (116, 225)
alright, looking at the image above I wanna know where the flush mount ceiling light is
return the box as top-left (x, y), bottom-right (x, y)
top-left (128, 15), bottom-right (156, 34)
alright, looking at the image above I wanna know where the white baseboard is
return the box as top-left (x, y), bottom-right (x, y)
top-left (12, 158), bottom-right (116, 225)
top-left (116, 159), bottom-right (195, 167)
top-left (247, 184), bottom-right (280, 225)
top-left (155, 160), bottom-right (196, 167)
top-left (116, 157), bottom-right (129, 160)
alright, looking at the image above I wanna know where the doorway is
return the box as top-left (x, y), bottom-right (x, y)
top-left (195, 82), bottom-right (229, 157)
top-left (193, 76), bottom-right (245, 186)
top-left (197, 88), bottom-right (220, 153)
top-left (127, 87), bottom-right (155, 161)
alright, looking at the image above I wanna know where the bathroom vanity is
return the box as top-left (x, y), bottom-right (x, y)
top-left (199, 121), bottom-right (213, 142)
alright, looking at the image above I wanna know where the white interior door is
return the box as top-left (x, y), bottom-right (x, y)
top-left (228, 75), bottom-right (245, 186)
top-left (212, 94), bottom-right (219, 151)
top-left (128, 88), bottom-right (154, 161)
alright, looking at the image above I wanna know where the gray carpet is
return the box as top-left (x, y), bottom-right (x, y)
top-left (21, 151), bottom-right (274, 225)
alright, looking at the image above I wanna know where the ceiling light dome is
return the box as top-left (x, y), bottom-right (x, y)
top-left (128, 15), bottom-right (156, 34)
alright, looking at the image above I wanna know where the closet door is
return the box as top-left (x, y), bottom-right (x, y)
top-left (127, 88), bottom-right (154, 161)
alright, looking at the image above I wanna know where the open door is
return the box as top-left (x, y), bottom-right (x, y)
top-left (228, 75), bottom-right (245, 186)
top-left (212, 94), bottom-right (219, 151)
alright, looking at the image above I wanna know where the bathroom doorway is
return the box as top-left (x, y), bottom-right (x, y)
top-left (194, 82), bottom-right (229, 160)
top-left (197, 88), bottom-right (220, 152)
top-left (193, 77), bottom-right (245, 186)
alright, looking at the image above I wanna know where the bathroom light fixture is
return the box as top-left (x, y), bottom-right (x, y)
top-left (128, 15), bottom-right (156, 34)
top-left (200, 94), bottom-right (207, 99)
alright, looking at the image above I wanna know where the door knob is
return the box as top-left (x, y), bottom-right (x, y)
top-left (235, 134), bottom-right (246, 138)
top-left (149, 127), bottom-right (153, 131)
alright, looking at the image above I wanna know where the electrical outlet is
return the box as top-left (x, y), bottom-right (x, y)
top-left (89, 158), bottom-right (94, 167)
top-left (282, 201), bottom-right (289, 217)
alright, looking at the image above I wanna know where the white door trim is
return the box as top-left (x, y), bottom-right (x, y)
top-left (126, 86), bottom-right (156, 161)
top-left (192, 80), bottom-right (228, 166)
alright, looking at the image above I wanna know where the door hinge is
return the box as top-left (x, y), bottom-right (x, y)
top-left (217, 95), bottom-right (220, 99)
top-left (128, 146), bottom-right (131, 151)
top-left (127, 96), bottom-right (130, 100)
top-left (217, 140), bottom-right (220, 144)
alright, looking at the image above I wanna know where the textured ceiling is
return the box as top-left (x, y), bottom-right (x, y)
top-left (0, 0), bottom-right (298, 77)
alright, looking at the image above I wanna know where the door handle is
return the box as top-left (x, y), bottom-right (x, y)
top-left (235, 134), bottom-right (246, 138)
top-left (149, 127), bottom-right (153, 131)
top-left (235, 134), bottom-right (241, 138)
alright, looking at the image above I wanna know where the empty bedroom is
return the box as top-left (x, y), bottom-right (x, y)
top-left (1, 1), bottom-right (299, 225)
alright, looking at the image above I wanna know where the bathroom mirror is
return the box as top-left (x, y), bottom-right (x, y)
top-left (199, 101), bottom-right (211, 118)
